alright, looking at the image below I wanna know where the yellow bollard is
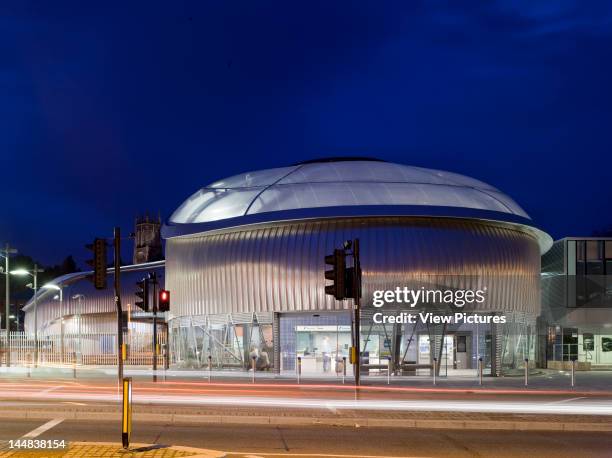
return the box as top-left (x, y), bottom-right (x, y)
top-left (121, 377), bottom-right (132, 449)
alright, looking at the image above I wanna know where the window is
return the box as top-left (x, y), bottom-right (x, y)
top-left (583, 333), bottom-right (594, 351)
top-left (576, 241), bottom-right (586, 275)
top-left (606, 241), bottom-right (612, 275)
top-left (562, 328), bottom-right (578, 361)
top-left (457, 335), bottom-right (467, 353)
top-left (586, 241), bottom-right (604, 275)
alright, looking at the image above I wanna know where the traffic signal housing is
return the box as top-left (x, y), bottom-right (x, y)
top-left (135, 278), bottom-right (149, 312)
top-left (324, 249), bottom-right (346, 300)
top-left (86, 238), bottom-right (107, 289)
top-left (158, 289), bottom-right (170, 312)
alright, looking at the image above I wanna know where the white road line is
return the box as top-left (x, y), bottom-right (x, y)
top-left (39, 386), bottom-right (63, 395)
top-left (21, 418), bottom-right (64, 438)
top-left (547, 397), bottom-right (587, 405)
top-left (326, 403), bottom-right (338, 414)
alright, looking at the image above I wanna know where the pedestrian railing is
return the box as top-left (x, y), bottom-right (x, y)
top-left (0, 331), bottom-right (167, 367)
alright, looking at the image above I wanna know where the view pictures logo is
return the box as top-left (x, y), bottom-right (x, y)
top-left (372, 286), bottom-right (487, 308)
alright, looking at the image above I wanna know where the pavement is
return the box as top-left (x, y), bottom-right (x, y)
top-left (0, 442), bottom-right (224, 458)
top-left (2, 418), bottom-right (612, 457)
top-left (1, 365), bottom-right (612, 393)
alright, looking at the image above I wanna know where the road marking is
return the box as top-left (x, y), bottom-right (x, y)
top-left (63, 401), bottom-right (87, 406)
top-left (21, 418), bottom-right (64, 438)
top-left (547, 397), bottom-right (587, 404)
top-left (39, 386), bottom-right (63, 394)
top-left (325, 403), bottom-right (338, 414)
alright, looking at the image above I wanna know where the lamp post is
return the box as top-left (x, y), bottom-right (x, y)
top-left (0, 244), bottom-right (17, 367)
top-left (43, 284), bottom-right (65, 363)
top-left (11, 264), bottom-right (44, 365)
top-left (72, 294), bottom-right (85, 363)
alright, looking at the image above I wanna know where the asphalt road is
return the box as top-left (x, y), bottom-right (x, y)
top-left (1, 417), bottom-right (612, 457)
top-left (1, 378), bottom-right (612, 416)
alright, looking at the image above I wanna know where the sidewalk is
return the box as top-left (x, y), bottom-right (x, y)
top-left (0, 442), bottom-right (224, 458)
top-left (1, 365), bottom-right (611, 392)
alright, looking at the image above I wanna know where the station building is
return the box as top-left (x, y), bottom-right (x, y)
top-left (162, 158), bottom-right (552, 376)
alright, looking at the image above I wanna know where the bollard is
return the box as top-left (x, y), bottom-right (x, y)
top-left (342, 356), bottom-right (346, 384)
top-left (251, 355), bottom-right (256, 383)
top-left (387, 358), bottom-right (391, 385)
top-left (297, 356), bottom-right (302, 384)
top-left (121, 377), bottom-right (132, 449)
top-left (478, 357), bottom-right (483, 386)
top-left (208, 355), bottom-right (212, 382)
top-left (27, 353), bottom-right (31, 378)
top-left (73, 352), bottom-right (77, 379)
top-left (571, 359), bottom-right (576, 388)
top-left (433, 357), bottom-right (437, 386)
top-left (524, 358), bottom-right (529, 387)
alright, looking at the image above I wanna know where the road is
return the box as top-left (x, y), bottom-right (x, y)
top-left (1, 417), bottom-right (612, 457)
top-left (0, 378), bottom-right (612, 416)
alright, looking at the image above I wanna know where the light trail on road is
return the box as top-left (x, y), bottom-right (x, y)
top-left (0, 380), bottom-right (611, 416)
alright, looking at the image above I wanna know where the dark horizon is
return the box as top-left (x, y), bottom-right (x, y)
top-left (1, 2), bottom-right (612, 267)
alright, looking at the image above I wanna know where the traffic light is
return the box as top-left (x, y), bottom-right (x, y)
top-left (86, 238), bottom-right (107, 289)
top-left (345, 265), bottom-right (362, 299)
top-left (135, 278), bottom-right (149, 312)
top-left (158, 289), bottom-right (170, 312)
top-left (324, 249), bottom-right (346, 300)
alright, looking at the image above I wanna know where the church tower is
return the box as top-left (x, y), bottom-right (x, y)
top-left (133, 214), bottom-right (163, 264)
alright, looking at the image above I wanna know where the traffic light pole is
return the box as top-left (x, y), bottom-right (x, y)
top-left (353, 239), bottom-right (361, 387)
top-left (114, 227), bottom-right (124, 383)
top-left (151, 273), bottom-right (158, 382)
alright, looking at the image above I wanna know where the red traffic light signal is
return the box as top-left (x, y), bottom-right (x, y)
top-left (158, 289), bottom-right (170, 312)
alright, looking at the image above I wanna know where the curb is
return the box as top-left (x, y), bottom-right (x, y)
top-left (3, 410), bottom-right (611, 432)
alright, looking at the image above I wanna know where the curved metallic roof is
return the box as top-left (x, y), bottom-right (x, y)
top-left (164, 159), bottom-right (551, 251)
top-left (169, 160), bottom-right (529, 221)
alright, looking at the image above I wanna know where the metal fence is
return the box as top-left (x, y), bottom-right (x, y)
top-left (0, 331), bottom-right (167, 366)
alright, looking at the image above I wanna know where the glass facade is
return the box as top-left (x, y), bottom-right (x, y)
top-left (541, 238), bottom-right (612, 369)
top-left (170, 313), bottom-right (274, 370)
top-left (170, 310), bottom-right (535, 376)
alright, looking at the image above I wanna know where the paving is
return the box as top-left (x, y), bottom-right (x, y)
top-left (1, 366), bottom-right (612, 393)
top-left (1, 400), bottom-right (611, 432)
top-left (0, 443), bottom-right (224, 458)
top-left (3, 419), bottom-right (612, 457)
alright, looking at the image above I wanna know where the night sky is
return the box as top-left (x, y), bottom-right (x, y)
top-left (2, 1), bottom-right (611, 267)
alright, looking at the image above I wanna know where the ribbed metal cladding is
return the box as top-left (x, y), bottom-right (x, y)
top-left (23, 264), bottom-right (165, 334)
top-left (166, 216), bottom-right (541, 319)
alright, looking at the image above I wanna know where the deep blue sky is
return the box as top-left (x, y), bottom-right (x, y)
top-left (1, 1), bottom-right (611, 266)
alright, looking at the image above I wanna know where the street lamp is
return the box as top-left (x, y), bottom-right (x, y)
top-left (11, 264), bottom-right (44, 365)
top-left (0, 244), bottom-right (18, 341)
top-left (43, 283), bottom-right (65, 363)
top-left (72, 294), bottom-right (85, 363)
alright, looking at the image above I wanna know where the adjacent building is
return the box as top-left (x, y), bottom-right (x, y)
top-left (540, 238), bottom-right (612, 369)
